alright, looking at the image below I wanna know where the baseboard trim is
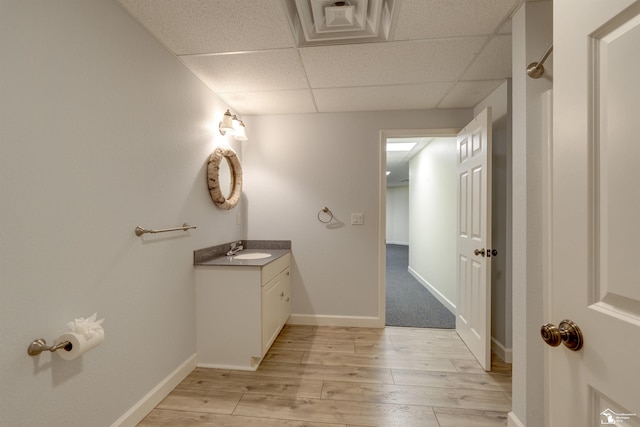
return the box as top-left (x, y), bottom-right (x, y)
top-left (491, 337), bottom-right (513, 363)
top-left (407, 267), bottom-right (456, 314)
top-left (507, 411), bottom-right (525, 427)
top-left (288, 314), bottom-right (384, 328)
top-left (386, 241), bottom-right (409, 246)
top-left (196, 361), bottom-right (258, 371)
top-left (111, 353), bottom-right (197, 427)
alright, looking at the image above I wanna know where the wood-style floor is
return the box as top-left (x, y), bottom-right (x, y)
top-left (139, 325), bottom-right (512, 426)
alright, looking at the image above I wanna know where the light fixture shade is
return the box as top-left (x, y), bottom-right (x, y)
top-left (219, 110), bottom-right (234, 135)
top-left (234, 120), bottom-right (248, 141)
top-left (231, 114), bottom-right (240, 129)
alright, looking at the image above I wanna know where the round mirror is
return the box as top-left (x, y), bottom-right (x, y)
top-left (218, 155), bottom-right (232, 195)
top-left (207, 146), bottom-right (242, 210)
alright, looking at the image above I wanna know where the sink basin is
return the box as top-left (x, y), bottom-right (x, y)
top-left (233, 252), bottom-right (272, 260)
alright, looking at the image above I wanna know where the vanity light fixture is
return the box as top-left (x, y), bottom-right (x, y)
top-left (219, 109), bottom-right (234, 135)
top-left (218, 109), bottom-right (248, 141)
top-left (233, 118), bottom-right (248, 141)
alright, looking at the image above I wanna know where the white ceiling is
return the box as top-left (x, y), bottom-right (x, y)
top-left (117, 0), bottom-right (522, 116)
top-left (386, 137), bottom-right (425, 187)
top-left (386, 136), bottom-right (457, 187)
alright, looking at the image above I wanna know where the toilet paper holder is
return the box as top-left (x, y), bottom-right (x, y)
top-left (27, 338), bottom-right (72, 356)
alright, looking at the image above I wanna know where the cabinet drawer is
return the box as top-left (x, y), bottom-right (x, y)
top-left (261, 252), bottom-right (291, 286)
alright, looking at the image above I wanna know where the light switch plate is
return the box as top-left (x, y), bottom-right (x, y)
top-left (351, 213), bottom-right (364, 225)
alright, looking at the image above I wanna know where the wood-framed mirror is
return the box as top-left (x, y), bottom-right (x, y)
top-left (207, 146), bottom-right (242, 210)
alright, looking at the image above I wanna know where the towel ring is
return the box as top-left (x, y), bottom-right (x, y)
top-left (317, 207), bottom-right (334, 224)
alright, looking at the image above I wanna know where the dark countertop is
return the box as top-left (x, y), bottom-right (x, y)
top-left (194, 240), bottom-right (291, 267)
top-left (195, 249), bottom-right (290, 267)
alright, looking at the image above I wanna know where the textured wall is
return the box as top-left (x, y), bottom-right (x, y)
top-left (510, 2), bottom-right (553, 426)
top-left (474, 80), bottom-right (513, 352)
top-left (0, 1), bottom-right (243, 425)
top-left (386, 186), bottom-right (409, 245)
top-left (244, 110), bottom-right (471, 323)
top-left (408, 137), bottom-right (458, 309)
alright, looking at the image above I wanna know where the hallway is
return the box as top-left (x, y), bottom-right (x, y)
top-left (385, 244), bottom-right (456, 328)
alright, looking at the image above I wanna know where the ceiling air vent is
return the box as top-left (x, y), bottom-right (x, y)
top-left (283, 0), bottom-right (398, 46)
top-left (323, 2), bottom-right (357, 28)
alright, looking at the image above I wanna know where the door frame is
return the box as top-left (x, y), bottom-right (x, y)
top-left (378, 128), bottom-right (462, 327)
top-left (541, 89), bottom-right (554, 426)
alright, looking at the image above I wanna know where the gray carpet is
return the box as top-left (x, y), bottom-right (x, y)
top-left (385, 244), bottom-right (456, 329)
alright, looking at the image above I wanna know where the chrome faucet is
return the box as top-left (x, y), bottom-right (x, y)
top-left (226, 241), bottom-right (243, 256)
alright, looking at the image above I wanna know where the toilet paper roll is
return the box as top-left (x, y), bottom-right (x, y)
top-left (54, 330), bottom-right (105, 360)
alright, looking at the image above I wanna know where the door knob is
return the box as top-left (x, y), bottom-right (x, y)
top-left (540, 319), bottom-right (583, 351)
top-left (474, 248), bottom-right (486, 257)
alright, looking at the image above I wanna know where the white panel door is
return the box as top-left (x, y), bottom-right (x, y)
top-left (456, 107), bottom-right (492, 371)
top-left (550, 1), bottom-right (640, 425)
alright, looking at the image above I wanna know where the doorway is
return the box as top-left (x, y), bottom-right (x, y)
top-left (379, 101), bottom-right (511, 372)
top-left (382, 130), bottom-right (460, 329)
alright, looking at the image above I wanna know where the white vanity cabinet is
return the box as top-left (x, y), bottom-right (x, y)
top-left (194, 252), bottom-right (291, 370)
top-left (261, 265), bottom-right (291, 355)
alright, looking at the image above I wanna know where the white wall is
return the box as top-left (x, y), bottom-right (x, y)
top-left (0, 1), bottom-right (243, 426)
top-left (510, 2), bottom-right (553, 426)
top-left (407, 138), bottom-right (458, 309)
top-left (386, 186), bottom-right (409, 245)
top-left (474, 80), bottom-right (513, 358)
top-left (244, 110), bottom-right (471, 325)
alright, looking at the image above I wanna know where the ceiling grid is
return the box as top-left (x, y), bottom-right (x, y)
top-left (117, 0), bottom-right (523, 115)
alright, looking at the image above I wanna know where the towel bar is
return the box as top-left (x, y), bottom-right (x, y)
top-left (135, 223), bottom-right (197, 237)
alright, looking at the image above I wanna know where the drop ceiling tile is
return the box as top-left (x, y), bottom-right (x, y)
top-left (438, 80), bottom-right (504, 108)
top-left (393, 0), bottom-right (518, 40)
top-left (313, 83), bottom-right (453, 112)
top-left (462, 35), bottom-right (512, 80)
top-left (180, 49), bottom-right (309, 93)
top-left (219, 89), bottom-right (317, 115)
top-left (300, 38), bottom-right (486, 88)
top-left (117, 0), bottom-right (294, 54)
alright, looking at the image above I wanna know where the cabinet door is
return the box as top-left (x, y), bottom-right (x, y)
top-left (261, 272), bottom-right (284, 355)
top-left (279, 268), bottom-right (291, 326)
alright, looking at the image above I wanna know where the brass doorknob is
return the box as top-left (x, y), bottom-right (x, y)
top-left (541, 319), bottom-right (583, 351)
top-left (474, 248), bottom-right (486, 257)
